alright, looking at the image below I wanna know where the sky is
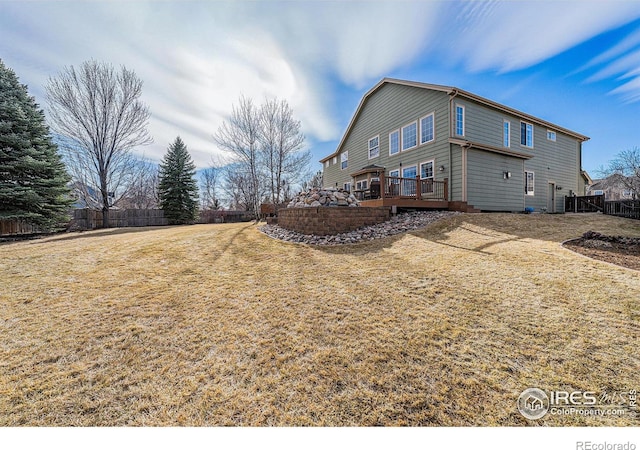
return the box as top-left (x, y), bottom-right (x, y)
top-left (2, 0), bottom-right (640, 176)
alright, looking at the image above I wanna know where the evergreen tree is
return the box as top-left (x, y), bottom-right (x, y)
top-left (0, 59), bottom-right (72, 229)
top-left (158, 136), bottom-right (199, 224)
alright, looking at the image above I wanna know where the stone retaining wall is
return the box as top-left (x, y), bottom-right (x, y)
top-left (277, 207), bottom-right (390, 236)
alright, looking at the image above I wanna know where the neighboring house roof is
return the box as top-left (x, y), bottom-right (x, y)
top-left (581, 170), bottom-right (593, 185)
top-left (320, 77), bottom-right (590, 163)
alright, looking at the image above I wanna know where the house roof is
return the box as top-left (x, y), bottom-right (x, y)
top-left (449, 138), bottom-right (533, 159)
top-left (350, 164), bottom-right (386, 177)
top-left (320, 78), bottom-right (590, 163)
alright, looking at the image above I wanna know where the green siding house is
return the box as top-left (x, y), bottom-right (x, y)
top-left (320, 78), bottom-right (589, 212)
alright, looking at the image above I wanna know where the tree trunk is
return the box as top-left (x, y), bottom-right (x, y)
top-left (100, 175), bottom-right (110, 228)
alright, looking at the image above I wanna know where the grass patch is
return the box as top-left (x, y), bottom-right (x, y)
top-left (0, 213), bottom-right (638, 426)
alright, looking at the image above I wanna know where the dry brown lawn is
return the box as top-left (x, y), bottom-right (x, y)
top-left (1, 213), bottom-right (639, 426)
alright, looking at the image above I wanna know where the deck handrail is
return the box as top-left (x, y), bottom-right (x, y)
top-left (382, 176), bottom-right (448, 201)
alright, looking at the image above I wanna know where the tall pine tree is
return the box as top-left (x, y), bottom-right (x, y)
top-left (0, 59), bottom-right (72, 229)
top-left (158, 137), bottom-right (199, 224)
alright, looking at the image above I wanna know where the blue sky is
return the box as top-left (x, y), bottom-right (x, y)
top-left (1, 0), bottom-right (640, 176)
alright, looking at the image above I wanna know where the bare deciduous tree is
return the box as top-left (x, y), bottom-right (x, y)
top-left (302, 170), bottom-right (324, 191)
top-left (214, 96), bottom-right (310, 218)
top-left (214, 96), bottom-right (262, 219)
top-left (46, 60), bottom-right (152, 227)
top-left (200, 157), bottom-right (223, 210)
top-left (259, 99), bottom-right (309, 205)
top-left (606, 147), bottom-right (640, 198)
top-left (119, 158), bottom-right (159, 209)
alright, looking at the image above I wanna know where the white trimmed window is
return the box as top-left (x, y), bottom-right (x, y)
top-left (420, 161), bottom-right (434, 180)
top-left (420, 113), bottom-right (435, 144)
top-left (401, 121), bottom-right (417, 151)
top-left (333, 156), bottom-right (337, 164)
top-left (356, 180), bottom-right (368, 190)
top-left (455, 105), bottom-right (465, 136)
top-left (592, 189), bottom-right (603, 196)
top-left (402, 165), bottom-right (417, 196)
top-left (503, 120), bottom-right (510, 147)
top-left (525, 171), bottom-right (534, 195)
top-left (341, 151), bottom-right (348, 170)
top-left (521, 121), bottom-right (533, 147)
top-left (389, 130), bottom-right (399, 155)
top-left (324, 160), bottom-right (329, 168)
top-left (343, 182), bottom-right (351, 192)
top-left (547, 130), bottom-right (556, 141)
top-left (368, 135), bottom-right (379, 159)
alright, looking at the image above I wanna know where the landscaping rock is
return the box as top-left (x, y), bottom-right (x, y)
top-left (260, 210), bottom-right (459, 246)
top-left (287, 188), bottom-right (360, 208)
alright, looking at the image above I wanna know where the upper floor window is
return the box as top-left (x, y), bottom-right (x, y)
top-left (547, 130), bottom-right (556, 141)
top-left (525, 171), bottom-right (535, 195)
top-left (521, 121), bottom-right (533, 147)
top-left (592, 189), bottom-right (604, 196)
top-left (402, 121), bottom-right (417, 151)
top-left (420, 113), bottom-right (435, 144)
top-left (455, 105), bottom-right (465, 136)
top-left (389, 130), bottom-right (399, 155)
top-left (503, 120), bottom-right (510, 148)
top-left (368, 136), bottom-right (379, 159)
top-left (341, 151), bottom-right (348, 170)
top-left (333, 156), bottom-right (337, 164)
top-left (324, 160), bottom-right (329, 168)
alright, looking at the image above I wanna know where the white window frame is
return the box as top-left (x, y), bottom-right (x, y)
top-left (343, 182), bottom-right (351, 192)
top-left (521, 121), bottom-right (533, 148)
top-left (333, 156), bottom-right (337, 164)
top-left (503, 120), bottom-right (510, 148)
top-left (592, 189), bottom-right (604, 196)
top-left (401, 121), bottom-right (418, 151)
top-left (525, 171), bottom-right (535, 195)
top-left (356, 180), bottom-right (368, 190)
top-left (455, 104), bottom-right (465, 136)
top-left (622, 189), bottom-right (633, 198)
top-left (341, 151), bottom-right (348, 170)
top-left (547, 130), bottom-right (557, 142)
top-left (324, 160), bottom-right (329, 168)
top-left (389, 129), bottom-right (400, 156)
top-left (402, 165), bottom-right (417, 196)
top-left (388, 169), bottom-right (400, 180)
top-left (420, 160), bottom-right (434, 180)
top-left (420, 112), bottom-right (435, 145)
top-left (368, 135), bottom-right (380, 159)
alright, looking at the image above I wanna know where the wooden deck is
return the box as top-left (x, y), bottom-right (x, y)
top-left (356, 176), bottom-right (450, 209)
top-left (359, 197), bottom-right (450, 209)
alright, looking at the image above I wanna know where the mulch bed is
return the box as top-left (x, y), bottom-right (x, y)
top-left (563, 231), bottom-right (640, 271)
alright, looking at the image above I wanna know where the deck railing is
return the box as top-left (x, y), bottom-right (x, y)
top-left (383, 176), bottom-right (448, 201)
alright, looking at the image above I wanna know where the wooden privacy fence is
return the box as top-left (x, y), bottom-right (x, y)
top-left (70, 209), bottom-right (168, 230)
top-left (604, 200), bottom-right (640, 220)
top-left (199, 210), bottom-right (255, 223)
top-left (565, 195), bottom-right (604, 213)
top-left (0, 219), bottom-right (39, 236)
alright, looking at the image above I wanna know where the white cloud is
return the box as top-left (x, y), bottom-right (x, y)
top-left (3, 0), bottom-right (640, 168)
top-left (442, 1), bottom-right (640, 73)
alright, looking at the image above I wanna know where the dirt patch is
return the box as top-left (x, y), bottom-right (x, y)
top-left (564, 231), bottom-right (640, 271)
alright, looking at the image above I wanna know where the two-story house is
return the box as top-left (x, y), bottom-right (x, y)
top-left (321, 78), bottom-right (589, 212)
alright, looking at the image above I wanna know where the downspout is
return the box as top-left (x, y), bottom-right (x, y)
top-left (448, 90), bottom-right (459, 201)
